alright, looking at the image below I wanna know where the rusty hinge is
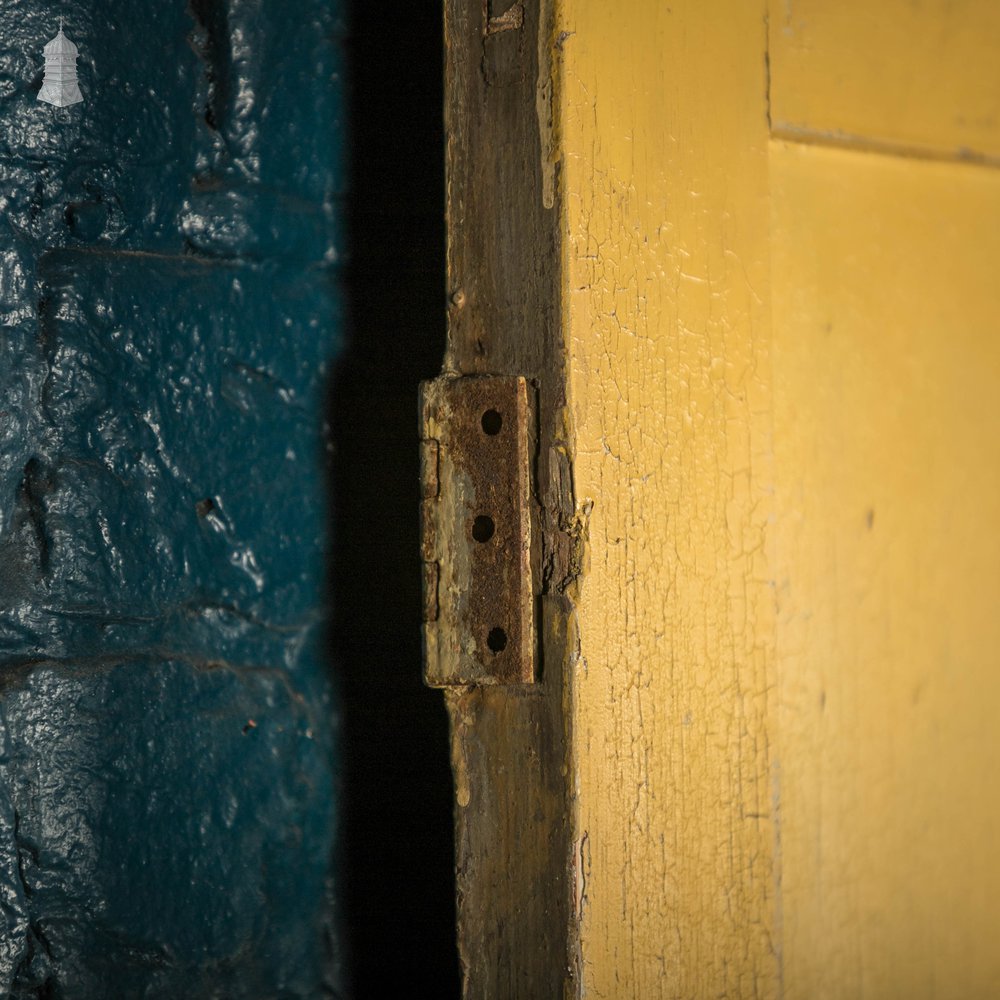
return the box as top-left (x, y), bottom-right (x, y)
top-left (419, 375), bottom-right (536, 686)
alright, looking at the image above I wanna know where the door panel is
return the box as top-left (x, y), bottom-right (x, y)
top-left (771, 140), bottom-right (1000, 998)
top-left (769, 0), bottom-right (1000, 160)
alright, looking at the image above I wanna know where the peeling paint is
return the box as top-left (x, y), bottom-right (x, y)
top-left (536, 0), bottom-right (557, 210)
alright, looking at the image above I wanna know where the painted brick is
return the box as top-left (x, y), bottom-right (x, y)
top-left (0, 2), bottom-right (345, 994)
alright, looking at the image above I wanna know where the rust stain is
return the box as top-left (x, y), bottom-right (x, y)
top-left (420, 376), bottom-right (537, 686)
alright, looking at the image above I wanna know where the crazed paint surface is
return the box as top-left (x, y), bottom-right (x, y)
top-left (0, 1), bottom-right (345, 994)
top-left (559, 1), bottom-right (778, 995)
top-left (558, 1), bottom-right (1000, 997)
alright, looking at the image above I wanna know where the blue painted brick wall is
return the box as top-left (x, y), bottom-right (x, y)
top-left (0, 2), bottom-right (345, 995)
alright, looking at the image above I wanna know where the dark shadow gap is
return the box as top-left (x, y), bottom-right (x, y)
top-left (329, 3), bottom-right (458, 997)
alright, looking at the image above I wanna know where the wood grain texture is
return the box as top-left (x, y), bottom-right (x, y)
top-left (442, 1), bottom-right (578, 996)
top-left (559, 2), bottom-right (779, 996)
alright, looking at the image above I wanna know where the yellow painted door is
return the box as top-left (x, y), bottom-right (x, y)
top-left (561, 1), bottom-right (1000, 996)
top-left (438, 1), bottom-right (1000, 996)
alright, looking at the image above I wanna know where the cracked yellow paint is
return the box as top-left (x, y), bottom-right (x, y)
top-left (558, 0), bottom-right (1000, 997)
top-left (560, 1), bottom-right (777, 995)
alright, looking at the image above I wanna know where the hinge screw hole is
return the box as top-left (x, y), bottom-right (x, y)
top-left (487, 627), bottom-right (508, 653)
top-left (472, 515), bottom-right (495, 542)
top-left (481, 409), bottom-right (503, 435)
